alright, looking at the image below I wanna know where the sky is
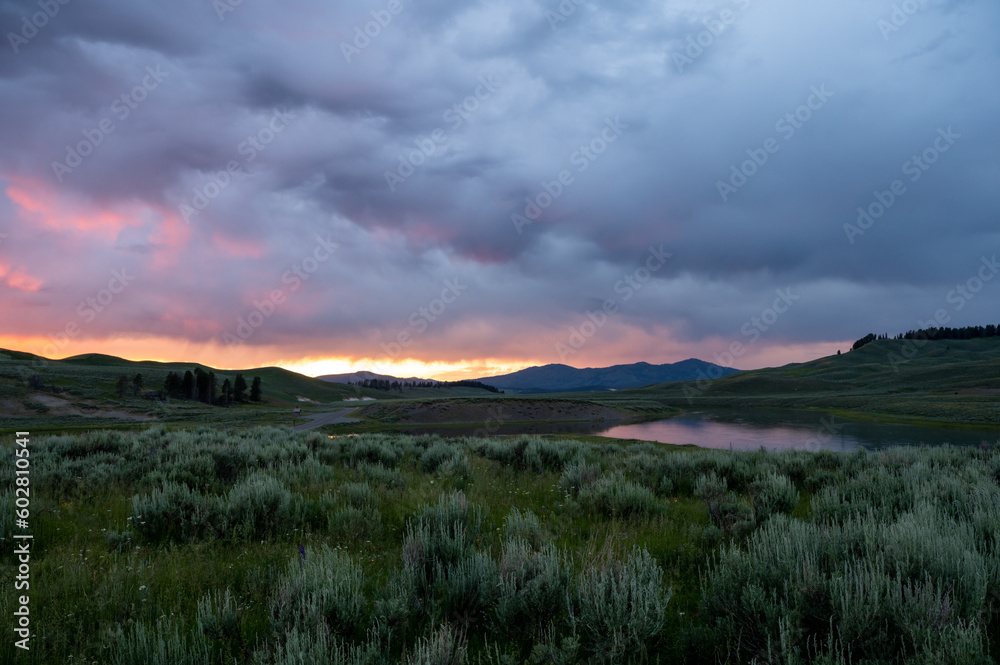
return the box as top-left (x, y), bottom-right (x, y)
top-left (0, 0), bottom-right (997, 380)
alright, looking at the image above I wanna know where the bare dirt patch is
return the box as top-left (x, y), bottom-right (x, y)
top-left (21, 393), bottom-right (156, 421)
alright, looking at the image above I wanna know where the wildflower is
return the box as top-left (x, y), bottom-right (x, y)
top-left (298, 542), bottom-right (306, 569)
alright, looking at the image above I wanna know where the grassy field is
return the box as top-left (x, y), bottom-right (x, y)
top-left (2, 427), bottom-right (998, 664)
top-left (0, 350), bottom-right (508, 435)
top-left (602, 338), bottom-right (1000, 426)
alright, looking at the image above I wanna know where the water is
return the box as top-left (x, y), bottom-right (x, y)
top-left (597, 408), bottom-right (999, 451)
top-left (393, 408), bottom-right (998, 451)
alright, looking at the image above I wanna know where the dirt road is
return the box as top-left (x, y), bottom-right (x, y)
top-left (293, 408), bottom-right (360, 431)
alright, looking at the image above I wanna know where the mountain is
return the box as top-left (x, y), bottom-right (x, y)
top-left (0, 349), bottom-right (383, 406)
top-left (477, 359), bottom-right (739, 393)
top-left (318, 371), bottom-right (437, 384)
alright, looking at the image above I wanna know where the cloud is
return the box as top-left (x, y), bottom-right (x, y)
top-left (1, 0), bottom-right (998, 374)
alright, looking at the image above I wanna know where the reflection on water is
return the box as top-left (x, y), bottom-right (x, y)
top-left (598, 409), bottom-right (1000, 451)
top-left (390, 420), bottom-right (602, 438)
top-left (393, 408), bottom-right (999, 452)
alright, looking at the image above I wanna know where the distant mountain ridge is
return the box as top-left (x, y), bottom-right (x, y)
top-left (477, 359), bottom-right (739, 393)
top-left (318, 370), bottom-right (437, 384)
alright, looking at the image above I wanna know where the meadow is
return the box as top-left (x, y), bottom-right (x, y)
top-left (2, 427), bottom-right (998, 664)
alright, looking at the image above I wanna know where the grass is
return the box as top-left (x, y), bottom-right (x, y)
top-left (1, 428), bottom-right (998, 664)
top-left (609, 338), bottom-right (1000, 426)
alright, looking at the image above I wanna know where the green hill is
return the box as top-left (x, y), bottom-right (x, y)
top-left (1, 350), bottom-right (381, 405)
top-left (625, 338), bottom-right (1000, 425)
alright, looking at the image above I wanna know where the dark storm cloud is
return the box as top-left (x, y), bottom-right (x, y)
top-left (0, 0), bottom-right (998, 368)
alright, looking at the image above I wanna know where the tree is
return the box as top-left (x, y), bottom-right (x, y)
top-left (220, 378), bottom-right (232, 407)
top-left (132, 373), bottom-right (143, 397)
top-left (250, 376), bottom-right (262, 402)
top-left (208, 371), bottom-right (217, 405)
top-left (195, 368), bottom-right (210, 403)
top-left (115, 374), bottom-right (129, 399)
top-left (182, 370), bottom-right (195, 400)
top-left (164, 372), bottom-right (182, 398)
top-left (234, 374), bottom-right (247, 403)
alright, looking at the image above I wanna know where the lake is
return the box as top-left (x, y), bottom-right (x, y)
top-left (597, 408), bottom-right (1000, 451)
top-left (394, 408), bottom-right (999, 451)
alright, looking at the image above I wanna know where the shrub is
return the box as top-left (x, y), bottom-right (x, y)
top-left (196, 588), bottom-right (248, 662)
top-left (403, 493), bottom-right (493, 626)
top-left (421, 442), bottom-right (462, 472)
top-left (502, 508), bottom-right (546, 550)
top-left (131, 482), bottom-right (213, 543)
top-left (112, 618), bottom-right (210, 665)
top-left (330, 506), bottom-right (382, 544)
top-left (358, 462), bottom-right (407, 491)
top-left (433, 552), bottom-right (499, 628)
top-left (620, 451), bottom-right (675, 496)
top-left (341, 482), bottom-right (378, 510)
top-left (523, 438), bottom-right (583, 472)
top-left (221, 472), bottom-right (294, 540)
top-left (271, 546), bottom-right (369, 641)
top-left (694, 472), bottom-right (755, 537)
top-left (748, 472), bottom-right (798, 522)
top-left (407, 623), bottom-right (467, 665)
top-left (578, 475), bottom-right (660, 519)
top-left (558, 460), bottom-right (601, 498)
top-left (571, 548), bottom-right (671, 661)
top-left (493, 538), bottom-right (572, 639)
top-left (105, 529), bottom-right (135, 553)
top-left (414, 492), bottom-right (483, 543)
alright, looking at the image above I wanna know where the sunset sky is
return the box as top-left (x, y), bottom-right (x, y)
top-left (1, 0), bottom-right (997, 380)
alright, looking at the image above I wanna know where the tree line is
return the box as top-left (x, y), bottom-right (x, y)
top-left (349, 378), bottom-right (501, 393)
top-left (114, 369), bottom-right (261, 406)
top-left (852, 324), bottom-right (1000, 351)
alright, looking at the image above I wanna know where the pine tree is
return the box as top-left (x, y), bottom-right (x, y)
top-left (182, 370), bottom-right (195, 400)
top-left (164, 372), bottom-right (182, 398)
top-left (115, 374), bottom-right (129, 398)
top-left (208, 371), bottom-right (217, 405)
top-left (234, 374), bottom-right (247, 402)
top-left (250, 376), bottom-right (262, 402)
top-left (195, 368), bottom-right (209, 403)
top-left (220, 378), bottom-right (232, 407)
top-left (132, 373), bottom-right (143, 397)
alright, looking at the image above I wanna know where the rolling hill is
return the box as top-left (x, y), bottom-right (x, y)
top-left (0, 349), bottom-right (382, 409)
top-left (625, 338), bottom-right (1000, 425)
top-left (478, 359), bottom-right (739, 393)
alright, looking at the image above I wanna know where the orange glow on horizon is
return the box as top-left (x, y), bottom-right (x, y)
top-left (0, 335), bottom-right (851, 382)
